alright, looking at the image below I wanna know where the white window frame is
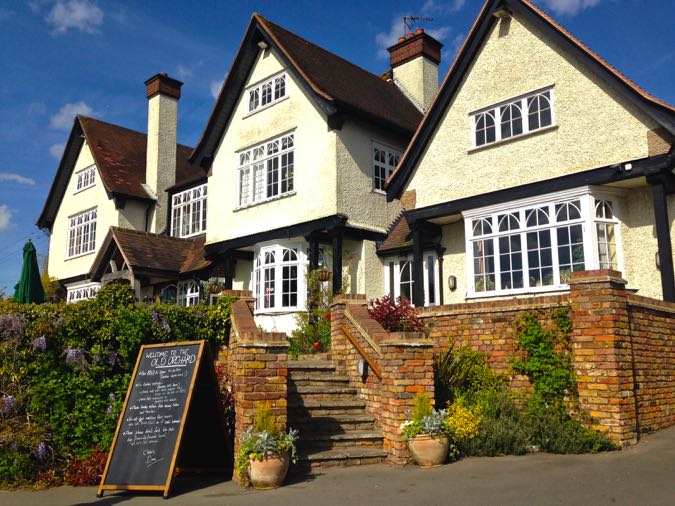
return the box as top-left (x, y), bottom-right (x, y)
top-left (383, 252), bottom-right (439, 307)
top-left (171, 183), bottom-right (207, 238)
top-left (470, 86), bottom-right (555, 149)
top-left (246, 72), bottom-right (288, 114)
top-left (252, 241), bottom-right (306, 314)
top-left (66, 281), bottom-right (100, 303)
top-left (372, 142), bottom-right (401, 193)
top-left (462, 186), bottom-right (623, 298)
top-left (178, 280), bottom-right (201, 307)
top-left (74, 165), bottom-right (96, 193)
top-left (67, 208), bottom-right (97, 259)
top-left (236, 132), bottom-right (295, 208)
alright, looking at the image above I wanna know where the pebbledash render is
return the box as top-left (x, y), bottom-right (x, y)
top-left (38, 1), bottom-right (674, 322)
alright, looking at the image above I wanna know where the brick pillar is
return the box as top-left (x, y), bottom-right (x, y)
top-left (569, 270), bottom-right (637, 446)
top-left (229, 299), bottom-right (289, 482)
top-left (379, 334), bottom-right (435, 464)
top-left (330, 294), bottom-right (367, 376)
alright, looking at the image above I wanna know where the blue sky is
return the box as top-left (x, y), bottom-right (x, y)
top-left (0, 0), bottom-right (673, 294)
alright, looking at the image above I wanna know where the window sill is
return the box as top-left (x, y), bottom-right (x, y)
top-left (371, 189), bottom-right (387, 196)
top-left (243, 95), bottom-right (290, 119)
top-left (467, 124), bottom-right (558, 154)
top-left (173, 231), bottom-right (206, 239)
top-left (73, 185), bottom-right (95, 195)
top-left (65, 250), bottom-right (96, 261)
top-left (234, 191), bottom-right (296, 212)
top-left (466, 283), bottom-right (569, 299)
top-left (254, 308), bottom-right (304, 316)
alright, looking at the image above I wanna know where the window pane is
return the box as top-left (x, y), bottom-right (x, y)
top-left (281, 152), bottom-right (294, 193)
top-left (399, 260), bottom-right (413, 302)
top-left (267, 158), bottom-right (279, 197)
top-left (500, 103), bottom-right (522, 139)
top-left (527, 230), bottom-right (553, 286)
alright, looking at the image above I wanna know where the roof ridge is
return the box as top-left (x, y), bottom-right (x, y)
top-left (79, 115), bottom-right (196, 150)
top-left (255, 14), bottom-right (393, 90)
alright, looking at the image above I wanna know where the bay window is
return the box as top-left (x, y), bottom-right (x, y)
top-left (463, 188), bottom-right (621, 296)
top-left (171, 184), bottom-right (207, 238)
top-left (253, 243), bottom-right (305, 312)
top-left (238, 132), bottom-right (294, 207)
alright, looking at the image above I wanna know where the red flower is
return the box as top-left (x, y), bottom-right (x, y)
top-left (324, 312), bottom-right (332, 320)
top-left (312, 342), bottom-right (320, 349)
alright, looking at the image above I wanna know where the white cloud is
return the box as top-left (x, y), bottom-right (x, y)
top-left (210, 78), bottom-right (224, 99)
top-left (46, 0), bottom-right (103, 35)
top-left (537, 0), bottom-right (604, 16)
top-left (49, 143), bottom-right (66, 159)
top-left (422, 0), bottom-right (467, 15)
top-left (0, 173), bottom-right (35, 186)
top-left (50, 101), bottom-right (94, 130)
top-left (175, 64), bottom-right (193, 81)
top-left (0, 205), bottom-right (12, 232)
top-left (375, 16), bottom-right (453, 60)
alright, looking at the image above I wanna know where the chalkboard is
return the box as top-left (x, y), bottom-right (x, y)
top-left (98, 341), bottom-right (212, 498)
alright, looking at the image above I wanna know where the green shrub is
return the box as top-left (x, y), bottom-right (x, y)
top-left (0, 284), bottom-right (235, 487)
top-left (290, 270), bottom-right (333, 357)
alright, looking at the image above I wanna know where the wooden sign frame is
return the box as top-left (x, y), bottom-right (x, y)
top-left (97, 340), bottom-right (206, 499)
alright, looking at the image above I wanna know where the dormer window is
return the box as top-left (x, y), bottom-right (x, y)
top-left (471, 87), bottom-right (554, 148)
top-left (75, 165), bottom-right (96, 193)
top-left (247, 73), bottom-right (287, 114)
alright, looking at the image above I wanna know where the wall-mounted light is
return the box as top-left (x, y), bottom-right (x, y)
top-left (448, 275), bottom-right (457, 291)
top-left (257, 41), bottom-right (269, 50)
top-left (656, 251), bottom-right (661, 270)
top-left (357, 358), bottom-right (368, 380)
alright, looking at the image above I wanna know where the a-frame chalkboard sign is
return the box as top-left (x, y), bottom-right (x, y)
top-left (98, 340), bottom-right (228, 499)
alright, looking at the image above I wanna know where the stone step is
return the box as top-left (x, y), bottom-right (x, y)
top-left (288, 414), bottom-right (375, 433)
top-left (288, 360), bottom-right (336, 371)
top-left (297, 430), bottom-right (384, 450)
top-left (288, 398), bottom-right (366, 417)
top-left (288, 372), bottom-right (350, 385)
top-left (294, 447), bottom-right (388, 471)
top-left (289, 385), bottom-right (358, 396)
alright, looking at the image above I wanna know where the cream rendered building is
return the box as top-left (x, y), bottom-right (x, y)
top-left (383, 0), bottom-right (675, 307)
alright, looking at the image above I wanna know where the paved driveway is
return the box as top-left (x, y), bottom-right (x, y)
top-left (3, 425), bottom-right (674, 506)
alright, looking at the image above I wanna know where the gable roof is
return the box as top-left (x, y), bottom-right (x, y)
top-left (386, 0), bottom-right (675, 201)
top-left (190, 13), bottom-right (422, 168)
top-left (89, 227), bottom-right (211, 281)
top-left (37, 115), bottom-right (203, 230)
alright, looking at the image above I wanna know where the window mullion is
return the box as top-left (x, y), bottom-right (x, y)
top-left (583, 195), bottom-right (598, 269)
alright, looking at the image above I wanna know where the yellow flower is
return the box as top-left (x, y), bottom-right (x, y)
top-left (446, 401), bottom-right (481, 440)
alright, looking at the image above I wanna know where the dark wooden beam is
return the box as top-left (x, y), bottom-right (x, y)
top-left (648, 178), bottom-right (675, 302)
top-left (332, 228), bottom-right (343, 296)
top-left (412, 223), bottom-right (424, 306)
top-left (308, 238), bottom-right (320, 271)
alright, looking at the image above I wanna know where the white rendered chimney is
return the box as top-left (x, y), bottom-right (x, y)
top-left (388, 29), bottom-right (443, 112)
top-left (144, 72), bottom-right (182, 233)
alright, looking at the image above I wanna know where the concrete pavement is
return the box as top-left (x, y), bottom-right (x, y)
top-left (2, 425), bottom-right (674, 506)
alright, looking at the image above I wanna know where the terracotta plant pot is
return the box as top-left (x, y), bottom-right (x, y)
top-left (249, 451), bottom-right (290, 489)
top-left (408, 434), bottom-right (449, 468)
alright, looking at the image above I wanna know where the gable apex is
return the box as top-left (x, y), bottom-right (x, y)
top-left (386, 0), bottom-right (675, 201)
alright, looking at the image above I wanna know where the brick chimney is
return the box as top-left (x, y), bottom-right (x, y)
top-left (388, 29), bottom-right (442, 112)
top-left (144, 72), bottom-right (183, 234)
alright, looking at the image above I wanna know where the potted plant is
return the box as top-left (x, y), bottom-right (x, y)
top-left (236, 403), bottom-right (298, 489)
top-left (400, 393), bottom-right (449, 468)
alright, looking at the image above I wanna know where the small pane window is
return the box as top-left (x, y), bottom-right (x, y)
top-left (500, 103), bottom-right (523, 139)
top-left (528, 91), bottom-right (552, 131)
top-left (475, 111), bottom-right (496, 147)
top-left (67, 208), bottom-right (97, 258)
top-left (75, 166), bottom-right (96, 192)
top-left (238, 133), bottom-right (294, 207)
top-left (372, 143), bottom-right (401, 192)
top-left (253, 243), bottom-right (303, 312)
top-left (246, 73), bottom-right (288, 113)
top-left (171, 183), bottom-right (207, 238)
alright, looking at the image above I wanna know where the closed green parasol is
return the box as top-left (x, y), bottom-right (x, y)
top-left (13, 239), bottom-right (46, 304)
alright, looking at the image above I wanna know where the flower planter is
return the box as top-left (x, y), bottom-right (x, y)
top-left (408, 434), bottom-right (449, 468)
top-left (316, 269), bottom-right (332, 282)
top-left (249, 451), bottom-right (290, 489)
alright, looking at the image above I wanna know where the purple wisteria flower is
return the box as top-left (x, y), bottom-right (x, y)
top-left (109, 393), bottom-right (116, 402)
top-left (32, 335), bottom-right (47, 351)
top-left (106, 406), bottom-right (114, 416)
top-left (63, 347), bottom-right (88, 369)
top-left (107, 352), bottom-right (118, 367)
top-left (33, 442), bottom-right (48, 461)
top-left (1, 395), bottom-right (18, 416)
top-left (151, 311), bottom-right (171, 334)
top-left (0, 314), bottom-right (25, 343)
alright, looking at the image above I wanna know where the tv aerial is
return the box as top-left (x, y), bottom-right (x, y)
top-left (403, 15), bottom-right (433, 36)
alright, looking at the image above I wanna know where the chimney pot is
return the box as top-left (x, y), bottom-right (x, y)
top-left (144, 73), bottom-right (183, 100)
top-left (415, 28), bottom-right (424, 34)
top-left (398, 36), bottom-right (406, 42)
top-left (406, 32), bottom-right (414, 39)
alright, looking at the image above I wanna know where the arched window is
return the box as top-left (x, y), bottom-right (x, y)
top-left (474, 111), bottom-right (496, 147)
top-left (527, 91), bottom-right (552, 131)
top-left (178, 280), bottom-right (200, 307)
top-left (500, 102), bottom-right (523, 139)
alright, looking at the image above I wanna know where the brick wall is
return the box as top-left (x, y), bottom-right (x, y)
top-left (331, 295), bottom-right (435, 464)
top-left (228, 296), bottom-right (289, 482)
top-left (420, 295), bottom-right (568, 390)
top-left (627, 294), bottom-right (675, 434)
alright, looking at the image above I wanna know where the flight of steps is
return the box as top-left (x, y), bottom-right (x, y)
top-left (287, 358), bottom-right (387, 471)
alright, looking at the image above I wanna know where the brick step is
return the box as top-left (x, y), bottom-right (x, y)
top-left (297, 430), bottom-right (383, 450)
top-left (289, 385), bottom-right (358, 396)
top-left (288, 398), bottom-right (366, 417)
top-left (287, 360), bottom-right (335, 372)
top-left (293, 447), bottom-right (388, 471)
top-left (288, 414), bottom-right (375, 433)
